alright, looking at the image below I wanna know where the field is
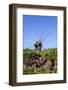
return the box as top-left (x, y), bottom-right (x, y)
top-left (23, 48), bottom-right (57, 75)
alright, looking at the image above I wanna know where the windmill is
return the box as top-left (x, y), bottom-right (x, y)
top-left (33, 31), bottom-right (49, 52)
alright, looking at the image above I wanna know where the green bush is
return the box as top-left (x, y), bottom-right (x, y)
top-left (23, 48), bottom-right (57, 74)
top-left (23, 48), bottom-right (36, 64)
top-left (23, 66), bottom-right (57, 74)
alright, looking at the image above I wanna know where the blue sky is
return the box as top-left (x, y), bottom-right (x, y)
top-left (23, 15), bottom-right (57, 49)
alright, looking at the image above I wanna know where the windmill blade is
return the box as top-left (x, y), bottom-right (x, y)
top-left (28, 45), bottom-right (34, 49)
top-left (24, 44), bottom-right (34, 50)
top-left (29, 31), bottom-right (37, 42)
top-left (40, 31), bottom-right (43, 42)
top-left (27, 39), bottom-right (34, 44)
top-left (43, 39), bottom-right (52, 49)
top-left (41, 32), bottom-right (50, 42)
top-left (42, 38), bottom-right (51, 44)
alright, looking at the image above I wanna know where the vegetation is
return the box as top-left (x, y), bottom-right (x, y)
top-left (23, 48), bottom-right (57, 75)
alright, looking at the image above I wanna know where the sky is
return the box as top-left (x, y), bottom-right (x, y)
top-left (23, 15), bottom-right (57, 49)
